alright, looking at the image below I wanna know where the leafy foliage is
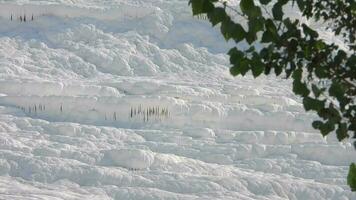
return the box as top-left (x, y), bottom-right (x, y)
top-left (348, 163), bottom-right (356, 191)
top-left (189, 0), bottom-right (356, 190)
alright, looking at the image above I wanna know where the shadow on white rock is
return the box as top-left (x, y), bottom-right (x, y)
top-left (183, 128), bottom-right (215, 138)
top-left (101, 149), bottom-right (155, 170)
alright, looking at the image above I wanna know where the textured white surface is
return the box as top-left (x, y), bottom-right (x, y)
top-left (0, 1), bottom-right (355, 199)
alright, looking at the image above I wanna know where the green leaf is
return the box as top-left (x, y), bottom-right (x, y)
top-left (348, 163), bottom-right (356, 191)
top-left (274, 63), bottom-right (283, 76)
top-left (322, 121), bottom-right (335, 136)
top-left (240, 0), bottom-right (261, 18)
top-left (228, 47), bottom-right (244, 64)
top-left (346, 55), bottom-right (356, 68)
top-left (236, 59), bottom-right (250, 76)
top-left (296, 0), bottom-right (305, 11)
top-left (228, 54), bottom-right (250, 77)
top-left (207, 7), bottom-right (226, 26)
top-left (230, 23), bottom-right (246, 43)
top-left (315, 40), bottom-right (326, 50)
top-left (272, 3), bottom-right (283, 20)
top-left (221, 21), bottom-right (246, 42)
top-left (292, 68), bottom-right (302, 80)
top-left (265, 19), bottom-right (278, 34)
top-left (334, 50), bottom-right (347, 65)
top-left (260, 48), bottom-right (269, 59)
top-left (190, 0), bottom-right (214, 15)
top-left (303, 96), bottom-right (325, 111)
top-left (314, 66), bottom-right (328, 78)
top-left (220, 18), bottom-right (246, 42)
top-left (249, 18), bottom-right (264, 34)
top-left (261, 31), bottom-right (274, 43)
top-left (283, 18), bottom-right (293, 29)
top-left (251, 53), bottom-right (264, 78)
top-left (220, 19), bottom-right (233, 41)
top-left (349, 120), bottom-right (356, 132)
top-left (327, 104), bottom-right (342, 124)
top-left (264, 19), bottom-right (279, 42)
top-left (259, 0), bottom-right (271, 5)
top-left (312, 120), bottom-right (324, 130)
top-left (230, 66), bottom-right (241, 76)
top-left (312, 120), bottom-right (334, 136)
top-left (293, 80), bottom-right (310, 97)
top-left (336, 123), bottom-right (349, 141)
top-left (240, 0), bottom-right (255, 15)
top-left (292, 70), bottom-right (310, 97)
top-left (249, 6), bottom-right (262, 18)
top-left (287, 39), bottom-right (298, 53)
top-left (252, 64), bottom-right (264, 78)
top-left (264, 63), bottom-right (272, 75)
top-left (302, 24), bottom-right (319, 38)
top-left (329, 82), bottom-right (345, 100)
top-left (303, 45), bottom-right (312, 58)
top-left (279, 0), bottom-right (289, 5)
top-left (246, 31), bottom-right (257, 44)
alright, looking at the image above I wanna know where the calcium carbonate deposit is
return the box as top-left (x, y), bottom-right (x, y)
top-left (0, 0), bottom-right (355, 199)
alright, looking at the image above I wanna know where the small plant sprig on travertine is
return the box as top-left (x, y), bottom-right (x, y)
top-left (130, 105), bottom-right (170, 122)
